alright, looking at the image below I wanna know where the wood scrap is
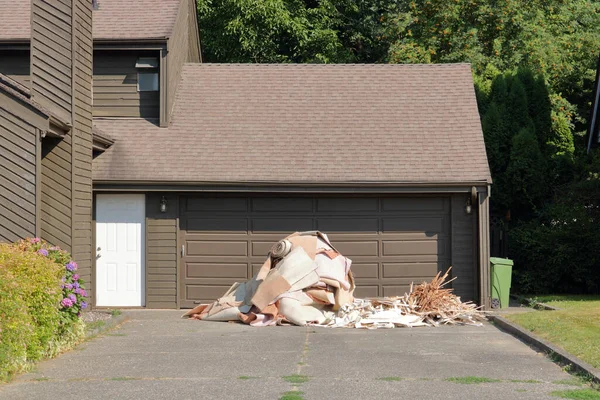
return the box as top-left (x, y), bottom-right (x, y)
top-left (322, 268), bottom-right (487, 329)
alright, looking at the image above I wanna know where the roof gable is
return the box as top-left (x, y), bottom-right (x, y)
top-left (93, 63), bottom-right (491, 185)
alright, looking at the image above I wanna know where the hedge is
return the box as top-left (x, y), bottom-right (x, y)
top-left (0, 239), bottom-right (87, 381)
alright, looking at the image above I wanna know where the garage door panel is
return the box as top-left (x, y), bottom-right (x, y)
top-left (186, 240), bottom-right (248, 256)
top-left (382, 240), bottom-right (445, 256)
top-left (317, 197), bottom-right (378, 212)
top-left (382, 197), bottom-right (446, 212)
top-left (185, 197), bottom-right (247, 212)
top-left (252, 263), bottom-right (265, 276)
top-left (316, 217), bottom-right (378, 233)
top-left (252, 197), bottom-right (313, 212)
top-left (252, 241), bottom-right (280, 256)
top-left (382, 262), bottom-right (439, 278)
top-left (251, 218), bottom-right (314, 233)
top-left (185, 263), bottom-right (248, 279)
top-left (186, 285), bottom-right (237, 304)
top-left (382, 217), bottom-right (444, 233)
top-left (354, 285), bottom-right (379, 298)
top-left (382, 284), bottom-right (414, 297)
top-left (186, 217), bottom-right (248, 233)
top-left (351, 263), bottom-right (379, 278)
top-left (329, 240), bottom-right (379, 256)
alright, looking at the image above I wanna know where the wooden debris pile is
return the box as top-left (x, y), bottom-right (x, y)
top-left (323, 268), bottom-right (487, 329)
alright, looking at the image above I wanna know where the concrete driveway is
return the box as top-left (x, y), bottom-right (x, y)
top-left (0, 310), bottom-right (580, 399)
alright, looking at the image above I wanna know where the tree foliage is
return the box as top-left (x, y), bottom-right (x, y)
top-left (197, 0), bottom-right (397, 63)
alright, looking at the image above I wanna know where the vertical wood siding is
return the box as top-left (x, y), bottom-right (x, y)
top-left (31, 0), bottom-right (73, 122)
top-left (451, 194), bottom-right (476, 302)
top-left (93, 51), bottom-right (160, 118)
top-left (71, 0), bottom-right (94, 298)
top-left (187, 0), bottom-right (201, 63)
top-left (0, 50), bottom-right (31, 88)
top-left (478, 189), bottom-right (491, 308)
top-left (145, 194), bottom-right (178, 309)
top-left (166, 0), bottom-right (191, 124)
top-left (41, 135), bottom-right (72, 250)
top-left (0, 107), bottom-right (37, 242)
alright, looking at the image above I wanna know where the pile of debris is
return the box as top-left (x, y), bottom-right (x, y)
top-left (325, 270), bottom-right (486, 329)
top-left (183, 231), bottom-right (486, 328)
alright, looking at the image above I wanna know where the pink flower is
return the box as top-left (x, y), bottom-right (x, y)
top-left (72, 274), bottom-right (80, 281)
top-left (30, 238), bottom-right (41, 244)
top-left (61, 298), bottom-right (73, 308)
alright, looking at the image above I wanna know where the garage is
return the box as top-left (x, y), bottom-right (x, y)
top-left (179, 195), bottom-right (452, 308)
top-left (93, 64), bottom-right (492, 309)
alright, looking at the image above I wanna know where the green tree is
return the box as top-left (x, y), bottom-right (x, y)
top-left (196, 0), bottom-right (399, 63)
top-left (505, 126), bottom-right (548, 214)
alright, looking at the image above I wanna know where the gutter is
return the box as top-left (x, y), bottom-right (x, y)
top-left (92, 180), bottom-right (491, 194)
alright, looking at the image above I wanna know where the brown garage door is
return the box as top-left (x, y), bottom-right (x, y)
top-left (179, 195), bottom-right (450, 308)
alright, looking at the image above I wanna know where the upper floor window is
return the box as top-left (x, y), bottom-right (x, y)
top-left (136, 57), bottom-right (159, 92)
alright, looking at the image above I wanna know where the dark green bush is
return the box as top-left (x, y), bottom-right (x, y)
top-left (510, 158), bottom-right (600, 294)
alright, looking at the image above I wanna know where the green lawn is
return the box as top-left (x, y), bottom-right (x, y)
top-left (506, 295), bottom-right (600, 368)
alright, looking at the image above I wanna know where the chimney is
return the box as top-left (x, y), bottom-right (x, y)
top-left (30, 0), bottom-right (93, 124)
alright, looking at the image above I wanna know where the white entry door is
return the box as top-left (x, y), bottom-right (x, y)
top-left (96, 194), bottom-right (145, 307)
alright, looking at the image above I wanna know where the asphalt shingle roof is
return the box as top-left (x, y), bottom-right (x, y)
top-left (93, 63), bottom-right (491, 185)
top-left (0, 0), bottom-right (181, 41)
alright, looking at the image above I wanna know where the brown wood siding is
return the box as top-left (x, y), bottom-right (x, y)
top-left (146, 194), bottom-right (178, 309)
top-left (31, 0), bottom-right (73, 122)
top-left (166, 0), bottom-right (191, 123)
top-left (450, 194), bottom-right (476, 302)
top-left (71, 0), bottom-right (94, 299)
top-left (187, 0), bottom-right (201, 63)
top-left (41, 135), bottom-right (72, 250)
top-left (0, 107), bottom-right (38, 242)
top-left (478, 189), bottom-right (491, 308)
top-left (93, 51), bottom-right (160, 118)
top-left (0, 50), bottom-right (31, 88)
top-left (178, 195), bottom-right (453, 308)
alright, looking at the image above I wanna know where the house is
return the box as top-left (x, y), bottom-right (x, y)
top-left (0, 0), bottom-right (94, 291)
top-left (0, 0), bottom-right (493, 309)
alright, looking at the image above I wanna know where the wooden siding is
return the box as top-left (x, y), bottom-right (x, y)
top-left (0, 50), bottom-right (31, 88)
top-left (450, 194), bottom-right (476, 302)
top-left (0, 106), bottom-right (38, 242)
top-left (187, 0), bottom-right (202, 63)
top-left (145, 194), bottom-right (178, 309)
top-left (41, 135), bottom-right (72, 250)
top-left (71, 0), bottom-right (94, 299)
top-left (166, 0), bottom-right (193, 124)
top-left (93, 51), bottom-right (160, 118)
top-left (478, 189), bottom-right (491, 308)
top-left (31, 0), bottom-right (73, 122)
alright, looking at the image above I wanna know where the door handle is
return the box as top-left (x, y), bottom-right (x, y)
top-left (181, 244), bottom-right (185, 257)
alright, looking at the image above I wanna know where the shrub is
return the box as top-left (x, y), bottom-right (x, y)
top-left (0, 239), bottom-right (86, 381)
top-left (510, 160), bottom-right (600, 294)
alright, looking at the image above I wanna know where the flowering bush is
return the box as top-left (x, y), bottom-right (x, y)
top-left (1, 239), bottom-right (86, 381)
top-left (17, 238), bottom-right (88, 323)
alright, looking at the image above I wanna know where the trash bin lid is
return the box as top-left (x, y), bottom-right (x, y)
top-left (490, 257), bottom-right (514, 266)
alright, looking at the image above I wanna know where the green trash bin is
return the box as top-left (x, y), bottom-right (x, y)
top-left (490, 257), bottom-right (513, 309)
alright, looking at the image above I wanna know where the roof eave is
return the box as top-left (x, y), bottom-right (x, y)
top-left (94, 37), bottom-right (168, 44)
top-left (93, 179), bottom-right (492, 189)
top-left (92, 136), bottom-right (115, 152)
